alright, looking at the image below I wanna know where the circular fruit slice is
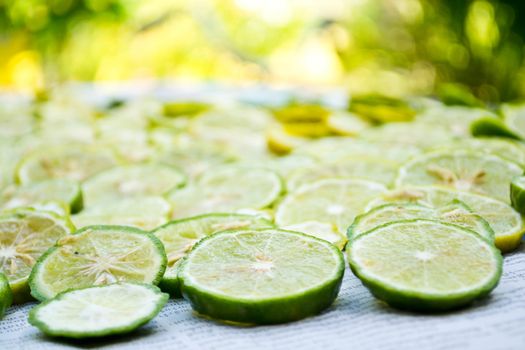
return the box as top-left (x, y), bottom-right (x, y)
top-left (368, 186), bottom-right (524, 252)
top-left (83, 164), bottom-right (186, 205)
top-left (275, 179), bottom-right (386, 236)
top-left (167, 166), bottom-right (283, 219)
top-left (326, 111), bottom-right (370, 136)
top-left (396, 151), bottom-right (523, 203)
top-left (28, 283), bottom-right (168, 338)
top-left (72, 197), bottom-right (171, 230)
top-left (0, 273), bottom-right (13, 319)
top-left (16, 145), bottom-right (119, 185)
top-left (153, 213), bottom-right (274, 297)
top-left (348, 219), bottom-right (502, 311)
top-left (29, 225), bottom-right (167, 301)
top-left (510, 175), bottom-right (525, 215)
top-left (0, 179), bottom-right (83, 213)
top-left (286, 157), bottom-right (398, 191)
top-left (0, 209), bottom-right (73, 303)
top-left (179, 229), bottom-right (344, 324)
top-left (502, 103), bottom-right (525, 139)
top-left (282, 221), bottom-right (347, 249)
top-left (349, 201), bottom-right (494, 242)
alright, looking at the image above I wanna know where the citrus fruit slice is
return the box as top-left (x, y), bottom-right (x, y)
top-left (275, 179), bottom-right (386, 236)
top-left (29, 225), bottom-right (167, 301)
top-left (72, 197), bottom-right (171, 230)
top-left (0, 209), bottom-right (73, 303)
top-left (326, 111), bottom-right (370, 136)
top-left (153, 213), bottom-right (274, 297)
top-left (396, 151), bottom-right (523, 203)
top-left (16, 145), bottom-right (119, 184)
top-left (28, 283), bottom-right (168, 338)
top-left (349, 200), bottom-right (494, 242)
top-left (348, 219), bottom-right (502, 311)
top-left (167, 166), bottom-right (282, 219)
top-left (282, 221), bottom-right (347, 249)
top-left (369, 186), bottom-right (524, 252)
top-left (179, 229), bottom-right (344, 324)
top-left (502, 103), bottom-right (525, 139)
top-left (0, 273), bottom-right (13, 318)
top-left (470, 116), bottom-right (520, 139)
top-left (286, 157), bottom-right (398, 191)
top-left (0, 179), bottom-right (83, 213)
top-left (510, 175), bottom-right (525, 215)
top-left (82, 164), bottom-right (186, 205)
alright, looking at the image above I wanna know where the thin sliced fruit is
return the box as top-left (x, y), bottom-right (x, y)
top-left (326, 111), bottom-right (370, 136)
top-left (368, 186), bottom-right (524, 252)
top-left (179, 229), bottom-right (344, 324)
top-left (0, 209), bottom-right (73, 303)
top-left (275, 179), bottom-right (386, 236)
top-left (0, 179), bottom-right (83, 213)
top-left (83, 164), bottom-right (186, 205)
top-left (72, 197), bottom-right (171, 230)
top-left (0, 273), bottom-right (13, 318)
top-left (502, 103), bottom-right (525, 139)
top-left (349, 200), bottom-right (494, 242)
top-left (416, 106), bottom-right (496, 137)
top-left (29, 283), bottom-right (168, 338)
top-left (266, 125), bottom-right (308, 155)
top-left (167, 166), bottom-right (282, 219)
top-left (29, 225), bottom-right (167, 301)
top-left (286, 157), bottom-right (398, 191)
top-left (470, 116), bottom-right (520, 139)
top-left (510, 176), bottom-right (525, 215)
top-left (153, 213), bottom-right (274, 297)
top-left (16, 145), bottom-right (119, 184)
top-left (348, 219), bottom-right (502, 311)
top-left (283, 221), bottom-right (347, 249)
top-left (158, 260), bottom-right (183, 298)
top-left (396, 151), bottom-right (523, 203)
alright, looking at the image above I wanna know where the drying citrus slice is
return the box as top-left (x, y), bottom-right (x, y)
top-left (470, 116), bottom-right (520, 139)
top-left (286, 157), bottom-right (398, 191)
top-left (348, 219), bottom-right (502, 311)
top-left (16, 145), bottom-right (119, 184)
top-left (282, 221), bottom-right (347, 249)
top-left (0, 179), bottom-right (83, 213)
top-left (265, 125), bottom-right (308, 155)
top-left (368, 186), bottom-right (524, 252)
top-left (179, 229), bottom-right (344, 324)
top-left (326, 111), bottom-right (370, 136)
top-left (510, 176), bottom-right (525, 215)
top-left (167, 166), bottom-right (282, 219)
top-left (0, 273), bottom-right (13, 318)
top-left (396, 151), bottom-right (523, 203)
top-left (29, 225), bottom-right (167, 301)
top-left (153, 213), bottom-right (274, 297)
top-left (275, 179), bottom-right (386, 236)
top-left (72, 197), bottom-right (171, 230)
top-left (82, 164), bottom-right (186, 205)
top-left (0, 209), bottom-right (73, 303)
top-left (349, 200), bottom-right (494, 242)
top-left (28, 283), bottom-right (168, 338)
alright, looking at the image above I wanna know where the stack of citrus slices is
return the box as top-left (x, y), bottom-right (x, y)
top-left (0, 90), bottom-right (523, 337)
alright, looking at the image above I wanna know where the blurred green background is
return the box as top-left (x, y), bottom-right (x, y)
top-left (1, 0), bottom-right (524, 102)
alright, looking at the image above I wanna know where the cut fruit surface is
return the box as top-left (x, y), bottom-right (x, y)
top-left (396, 151), bottom-right (523, 203)
top-left (29, 283), bottom-right (168, 338)
top-left (283, 221), bottom-right (347, 249)
top-left (510, 175), bottom-right (525, 215)
top-left (348, 219), bottom-right (502, 311)
top-left (179, 229), bottom-right (344, 324)
top-left (29, 225), bottom-right (167, 301)
top-left (0, 273), bottom-right (13, 318)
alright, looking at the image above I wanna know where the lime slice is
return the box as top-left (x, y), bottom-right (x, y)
top-left (16, 145), bottom-right (119, 184)
top-left (167, 166), bottom-right (282, 219)
top-left (28, 283), bottom-right (168, 338)
top-left (158, 260), bottom-right (183, 298)
top-left (287, 157), bottom-right (398, 191)
top-left (0, 179), bottom-right (83, 213)
top-left (510, 176), bottom-right (525, 215)
top-left (369, 186), bottom-right (524, 252)
top-left (0, 209), bottom-right (73, 303)
top-left (294, 138), bottom-right (421, 164)
top-left (29, 225), bottom-right (167, 301)
top-left (282, 221), bottom-right (347, 249)
top-left (326, 111), bottom-right (370, 136)
top-left (83, 164), bottom-right (186, 205)
top-left (396, 151), bottom-right (523, 203)
top-left (153, 213), bottom-right (274, 297)
top-left (179, 229), bottom-right (344, 324)
top-left (416, 106), bottom-right (496, 137)
top-left (502, 103), bottom-right (525, 139)
top-left (0, 273), bottom-right (13, 319)
top-left (348, 219), bottom-right (502, 311)
top-left (265, 125), bottom-right (308, 155)
top-left (349, 200), bottom-right (494, 242)
top-left (349, 95), bottom-right (416, 123)
top-left (470, 116), bottom-right (520, 139)
top-left (72, 197), bottom-right (171, 230)
top-left (275, 179), bottom-right (386, 237)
